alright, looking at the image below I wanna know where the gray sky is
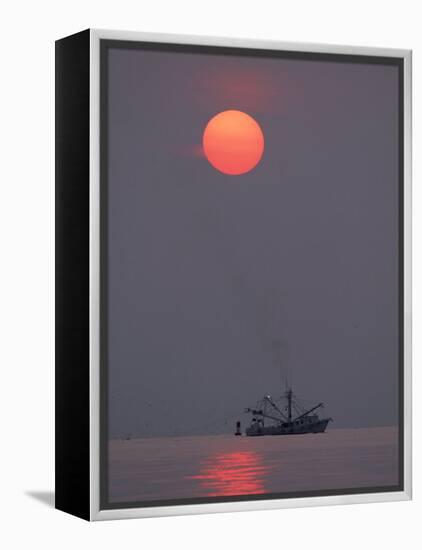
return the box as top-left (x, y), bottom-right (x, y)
top-left (107, 46), bottom-right (399, 438)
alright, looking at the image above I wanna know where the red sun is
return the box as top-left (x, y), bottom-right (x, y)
top-left (202, 110), bottom-right (264, 175)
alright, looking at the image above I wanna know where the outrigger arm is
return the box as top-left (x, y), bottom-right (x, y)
top-left (294, 402), bottom-right (324, 422)
top-left (264, 395), bottom-right (288, 422)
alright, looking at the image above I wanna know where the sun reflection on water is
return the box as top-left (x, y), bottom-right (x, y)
top-left (188, 451), bottom-right (269, 497)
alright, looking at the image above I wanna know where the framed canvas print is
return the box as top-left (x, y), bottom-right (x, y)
top-left (55, 29), bottom-right (412, 521)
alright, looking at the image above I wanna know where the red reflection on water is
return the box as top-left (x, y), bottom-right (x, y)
top-left (189, 451), bottom-right (269, 497)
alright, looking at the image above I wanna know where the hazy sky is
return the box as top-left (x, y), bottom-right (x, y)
top-left (106, 45), bottom-right (400, 438)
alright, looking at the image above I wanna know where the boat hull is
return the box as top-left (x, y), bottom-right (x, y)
top-left (245, 417), bottom-right (332, 437)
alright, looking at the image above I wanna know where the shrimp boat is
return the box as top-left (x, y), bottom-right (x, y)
top-left (245, 387), bottom-right (332, 436)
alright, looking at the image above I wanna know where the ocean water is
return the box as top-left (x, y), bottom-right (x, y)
top-left (108, 426), bottom-right (399, 504)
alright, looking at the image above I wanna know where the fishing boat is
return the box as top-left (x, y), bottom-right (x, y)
top-left (244, 388), bottom-right (332, 436)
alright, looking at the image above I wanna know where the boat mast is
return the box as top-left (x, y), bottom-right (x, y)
top-left (287, 388), bottom-right (292, 423)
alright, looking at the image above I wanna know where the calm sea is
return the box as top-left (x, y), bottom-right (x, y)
top-left (108, 426), bottom-right (399, 504)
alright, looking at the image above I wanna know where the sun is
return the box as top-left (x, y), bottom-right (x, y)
top-left (202, 110), bottom-right (264, 175)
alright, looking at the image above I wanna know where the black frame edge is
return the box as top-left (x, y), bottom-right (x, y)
top-left (55, 28), bottom-right (91, 521)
